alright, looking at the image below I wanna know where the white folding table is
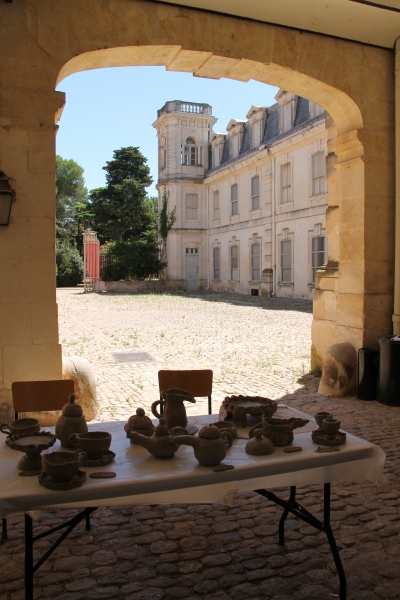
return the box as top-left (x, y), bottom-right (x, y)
top-left (0, 406), bottom-right (386, 600)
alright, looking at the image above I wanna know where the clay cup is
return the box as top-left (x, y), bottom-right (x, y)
top-left (68, 431), bottom-right (111, 459)
top-left (0, 418), bottom-right (40, 437)
top-left (322, 418), bottom-right (341, 439)
top-left (42, 451), bottom-right (87, 481)
top-left (314, 412), bottom-right (333, 430)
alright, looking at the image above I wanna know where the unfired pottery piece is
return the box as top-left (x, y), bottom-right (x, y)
top-left (213, 464), bottom-right (235, 472)
top-left (130, 418), bottom-right (180, 459)
top-left (151, 388), bottom-right (196, 430)
top-left (312, 430), bottom-right (346, 446)
top-left (124, 408), bottom-right (155, 440)
top-left (210, 421), bottom-right (238, 439)
top-left (6, 431), bottom-right (56, 473)
top-left (42, 450), bottom-right (87, 481)
top-left (314, 412), bottom-right (333, 430)
top-left (222, 395), bottom-right (278, 428)
top-left (245, 429), bottom-right (274, 455)
top-left (0, 418), bottom-right (40, 438)
top-left (55, 394), bottom-right (88, 448)
top-left (81, 450), bottom-right (115, 467)
top-left (249, 417), bottom-right (309, 447)
top-left (315, 446), bottom-right (340, 453)
top-left (39, 470), bottom-right (86, 490)
top-left (68, 431), bottom-right (112, 458)
top-left (174, 425), bottom-right (233, 467)
top-left (90, 472), bottom-right (116, 479)
top-left (322, 418), bottom-right (341, 438)
top-left (284, 446), bottom-right (303, 453)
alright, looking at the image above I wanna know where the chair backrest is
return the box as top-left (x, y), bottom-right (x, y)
top-left (158, 369), bottom-right (213, 399)
top-left (11, 380), bottom-right (74, 418)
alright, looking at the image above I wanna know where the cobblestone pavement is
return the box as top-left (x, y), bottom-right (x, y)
top-left (1, 290), bottom-right (400, 600)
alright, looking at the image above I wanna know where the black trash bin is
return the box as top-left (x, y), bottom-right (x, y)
top-left (358, 348), bottom-right (378, 400)
top-left (378, 336), bottom-right (400, 406)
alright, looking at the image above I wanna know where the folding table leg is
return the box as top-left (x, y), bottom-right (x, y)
top-left (85, 511), bottom-right (91, 530)
top-left (278, 486), bottom-right (296, 545)
top-left (25, 513), bottom-right (34, 600)
top-left (1, 518), bottom-right (8, 541)
top-left (324, 483), bottom-right (346, 600)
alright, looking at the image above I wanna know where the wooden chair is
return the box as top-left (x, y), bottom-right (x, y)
top-left (158, 369), bottom-right (213, 415)
top-left (2, 380), bottom-right (75, 541)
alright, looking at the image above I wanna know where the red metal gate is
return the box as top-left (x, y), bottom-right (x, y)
top-left (83, 229), bottom-right (100, 292)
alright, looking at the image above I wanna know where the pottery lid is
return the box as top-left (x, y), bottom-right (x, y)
top-left (128, 408), bottom-right (153, 430)
top-left (62, 394), bottom-right (83, 417)
top-left (155, 418), bottom-right (169, 437)
top-left (198, 425), bottom-right (220, 439)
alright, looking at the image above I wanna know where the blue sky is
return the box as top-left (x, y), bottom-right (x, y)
top-left (56, 67), bottom-right (278, 198)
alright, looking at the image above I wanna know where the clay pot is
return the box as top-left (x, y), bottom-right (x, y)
top-left (151, 388), bottom-right (195, 430)
top-left (55, 394), bottom-right (88, 448)
top-left (68, 431), bottom-right (111, 459)
top-left (174, 425), bottom-right (233, 467)
top-left (124, 408), bottom-right (155, 440)
top-left (0, 418), bottom-right (40, 437)
top-left (322, 418), bottom-right (341, 439)
top-left (314, 412), bottom-right (333, 430)
top-left (130, 418), bottom-right (180, 459)
top-left (245, 429), bottom-right (274, 456)
top-left (42, 451), bottom-right (87, 481)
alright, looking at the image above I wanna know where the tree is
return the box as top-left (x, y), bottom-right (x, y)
top-left (159, 189), bottom-right (176, 250)
top-left (89, 147), bottom-right (154, 242)
top-left (56, 242), bottom-right (84, 287)
top-left (56, 156), bottom-right (89, 244)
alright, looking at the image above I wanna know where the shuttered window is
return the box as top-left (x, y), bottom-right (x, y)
top-left (281, 239), bottom-right (292, 282)
top-left (230, 245), bottom-right (239, 281)
top-left (281, 163), bottom-right (292, 204)
top-left (312, 236), bottom-right (326, 282)
top-left (213, 191), bottom-right (220, 221)
top-left (251, 176), bottom-right (260, 210)
top-left (186, 193), bottom-right (198, 220)
top-left (213, 247), bottom-right (220, 280)
top-left (231, 184), bottom-right (238, 216)
top-left (251, 243), bottom-right (261, 281)
top-left (312, 151), bottom-right (326, 195)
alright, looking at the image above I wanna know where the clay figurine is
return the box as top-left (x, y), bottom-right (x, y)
top-left (130, 418), bottom-right (180, 459)
top-left (55, 394), bottom-right (88, 448)
top-left (245, 429), bottom-right (274, 456)
top-left (124, 408), bottom-right (155, 440)
top-left (151, 388), bottom-right (195, 430)
top-left (174, 425), bottom-right (233, 467)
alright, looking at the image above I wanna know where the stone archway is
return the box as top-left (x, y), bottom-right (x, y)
top-left (0, 0), bottom-right (394, 418)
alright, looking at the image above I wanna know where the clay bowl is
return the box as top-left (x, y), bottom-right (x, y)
top-left (42, 451), bottom-right (86, 481)
top-left (68, 431), bottom-right (111, 458)
top-left (0, 418), bottom-right (40, 437)
top-left (210, 421), bottom-right (238, 439)
top-left (322, 418), bottom-right (341, 439)
top-left (314, 412), bottom-right (333, 429)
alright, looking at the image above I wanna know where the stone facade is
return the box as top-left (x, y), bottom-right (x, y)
top-left (154, 91), bottom-right (328, 299)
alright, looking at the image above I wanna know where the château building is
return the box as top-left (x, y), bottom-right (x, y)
top-left (153, 90), bottom-right (328, 299)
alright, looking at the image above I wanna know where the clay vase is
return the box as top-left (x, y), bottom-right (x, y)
top-left (42, 451), bottom-right (87, 481)
top-left (68, 431), bottom-right (111, 459)
top-left (55, 394), bottom-right (88, 448)
top-left (0, 418), bottom-right (40, 437)
top-left (130, 418), bottom-right (180, 459)
top-left (151, 388), bottom-right (195, 430)
top-left (314, 412), bottom-right (333, 430)
top-left (124, 408), bottom-right (155, 440)
top-left (322, 418), bottom-right (341, 440)
top-left (174, 425), bottom-right (233, 467)
top-left (245, 429), bottom-right (274, 456)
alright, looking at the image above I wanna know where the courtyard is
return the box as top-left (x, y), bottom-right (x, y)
top-left (0, 291), bottom-right (399, 600)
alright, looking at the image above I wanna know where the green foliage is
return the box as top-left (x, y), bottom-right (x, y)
top-left (56, 156), bottom-right (89, 246)
top-left (101, 239), bottom-right (166, 282)
top-left (159, 189), bottom-right (176, 242)
top-left (56, 242), bottom-right (84, 287)
top-left (89, 147), bottom-right (154, 243)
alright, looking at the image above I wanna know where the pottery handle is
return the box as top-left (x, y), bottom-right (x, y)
top-left (0, 424), bottom-right (10, 435)
top-left (221, 431), bottom-right (233, 449)
top-left (151, 400), bottom-right (163, 419)
top-left (78, 451), bottom-right (87, 465)
top-left (172, 435), bottom-right (195, 448)
top-left (68, 433), bottom-right (79, 447)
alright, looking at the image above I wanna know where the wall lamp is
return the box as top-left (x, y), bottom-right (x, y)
top-left (0, 174), bottom-right (15, 226)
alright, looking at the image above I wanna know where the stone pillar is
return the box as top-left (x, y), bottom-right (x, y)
top-left (0, 87), bottom-right (65, 421)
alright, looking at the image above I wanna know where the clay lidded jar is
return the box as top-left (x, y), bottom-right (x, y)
top-left (55, 394), bottom-right (88, 448)
top-left (124, 408), bottom-right (155, 440)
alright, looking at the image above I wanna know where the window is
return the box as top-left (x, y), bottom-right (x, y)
top-left (312, 236), bottom-right (326, 282)
top-left (251, 243), bottom-right (261, 281)
top-left (213, 191), bottom-right (220, 221)
top-left (252, 121), bottom-right (260, 148)
top-left (182, 137), bottom-right (201, 166)
top-left (283, 102), bottom-right (291, 132)
top-left (312, 151), bottom-right (326, 195)
top-left (251, 176), bottom-right (260, 210)
top-left (231, 184), bottom-right (238, 216)
top-left (230, 245), bottom-right (238, 281)
top-left (213, 247), bottom-right (220, 280)
top-left (186, 193), bottom-right (198, 220)
top-left (281, 239), bottom-right (292, 283)
top-left (281, 163), bottom-right (292, 204)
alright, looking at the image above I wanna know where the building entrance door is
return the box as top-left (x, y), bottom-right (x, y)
top-left (186, 248), bottom-right (199, 290)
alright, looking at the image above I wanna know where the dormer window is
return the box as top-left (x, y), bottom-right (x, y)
top-left (283, 103), bottom-right (292, 133)
top-left (182, 137), bottom-right (202, 166)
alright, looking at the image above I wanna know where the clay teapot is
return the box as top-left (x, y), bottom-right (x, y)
top-left (151, 388), bottom-right (195, 430)
top-left (129, 418), bottom-right (180, 459)
top-left (124, 408), bottom-right (155, 440)
top-left (174, 425), bottom-right (233, 467)
top-left (55, 394), bottom-right (88, 448)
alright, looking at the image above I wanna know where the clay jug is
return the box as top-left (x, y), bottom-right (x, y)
top-left (55, 394), bottom-right (88, 448)
top-left (151, 388), bottom-right (195, 430)
top-left (174, 425), bottom-right (232, 466)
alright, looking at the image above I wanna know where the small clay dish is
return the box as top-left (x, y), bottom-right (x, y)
top-left (39, 470), bottom-right (86, 490)
top-left (210, 421), bottom-right (238, 439)
top-left (0, 418), bottom-right (40, 437)
top-left (42, 451), bottom-right (86, 481)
